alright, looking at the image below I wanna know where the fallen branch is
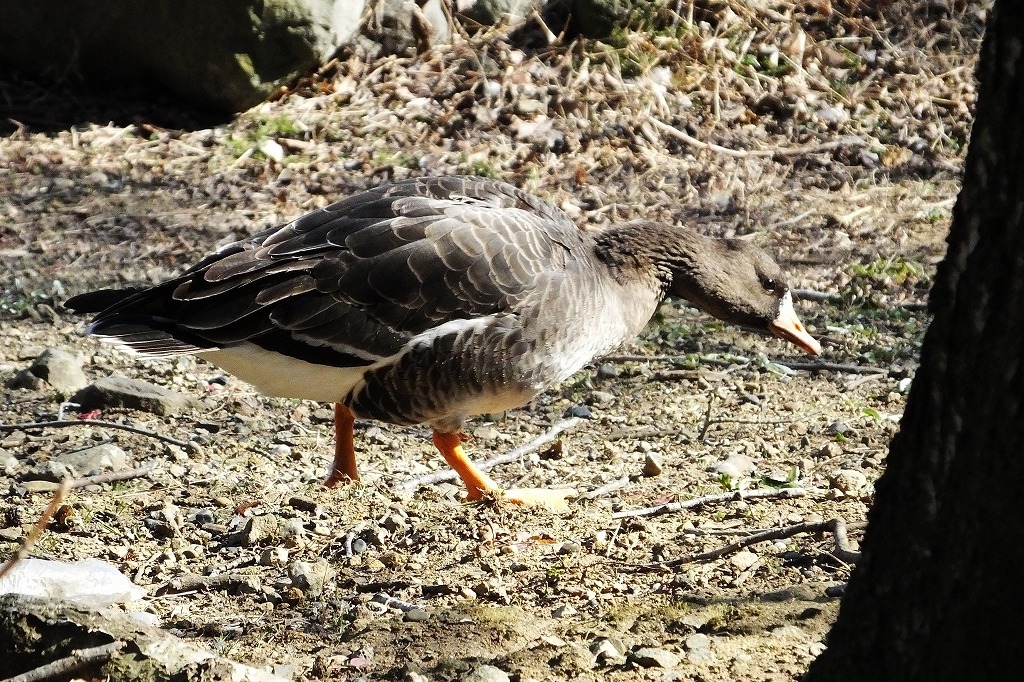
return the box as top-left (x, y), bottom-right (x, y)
top-left (0, 479), bottom-right (70, 582)
top-left (649, 117), bottom-right (866, 158)
top-left (395, 417), bottom-right (580, 491)
top-left (25, 467), bottom-right (154, 493)
top-left (780, 360), bottom-right (889, 375)
top-left (159, 573), bottom-right (261, 595)
top-left (611, 487), bottom-right (807, 519)
top-left (369, 592), bottom-right (425, 613)
top-left (0, 419), bottom-right (198, 452)
top-left (581, 476), bottom-right (631, 500)
top-left (623, 518), bottom-right (865, 571)
top-left (2, 641), bottom-right (125, 682)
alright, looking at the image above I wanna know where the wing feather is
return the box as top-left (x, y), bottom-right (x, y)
top-left (79, 177), bottom-right (587, 366)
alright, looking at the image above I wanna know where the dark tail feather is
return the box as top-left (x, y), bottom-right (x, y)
top-left (64, 288), bottom-right (143, 314)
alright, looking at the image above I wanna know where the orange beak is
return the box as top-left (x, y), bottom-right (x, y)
top-left (769, 292), bottom-right (821, 355)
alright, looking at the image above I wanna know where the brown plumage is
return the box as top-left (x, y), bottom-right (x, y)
top-left (66, 176), bottom-right (820, 508)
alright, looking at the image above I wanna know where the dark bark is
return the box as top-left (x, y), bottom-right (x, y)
top-left (806, 2), bottom-right (1024, 680)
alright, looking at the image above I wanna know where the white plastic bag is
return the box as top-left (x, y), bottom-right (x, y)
top-left (0, 558), bottom-right (146, 608)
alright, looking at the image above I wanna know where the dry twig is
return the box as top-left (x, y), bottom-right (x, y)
top-left (624, 518), bottom-right (865, 572)
top-left (0, 479), bottom-right (70, 582)
top-left (1, 641), bottom-right (125, 682)
top-left (611, 486), bottom-right (807, 519)
top-left (0, 419), bottom-right (198, 452)
top-left (648, 117), bottom-right (866, 158)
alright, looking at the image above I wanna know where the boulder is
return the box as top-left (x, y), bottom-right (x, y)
top-left (0, 0), bottom-right (367, 112)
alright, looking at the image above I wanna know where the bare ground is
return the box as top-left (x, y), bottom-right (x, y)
top-left (0, 2), bottom-right (985, 680)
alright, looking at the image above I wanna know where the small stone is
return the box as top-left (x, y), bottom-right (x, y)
top-left (551, 603), bottom-right (577, 617)
top-left (260, 547), bottom-right (288, 566)
top-left (230, 515), bottom-right (279, 546)
top-left (566, 405), bottom-right (592, 419)
top-left (382, 513), bottom-right (408, 534)
top-left (684, 633), bottom-right (710, 651)
top-left (642, 453), bottom-right (663, 477)
top-left (24, 460), bottom-right (73, 483)
top-left (589, 390), bottom-right (616, 405)
top-left (730, 550), bottom-right (760, 571)
top-left (816, 442), bottom-right (843, 459)
top-left (687, 647), bottom-right (716, 663)
top-left (714, 453), bottom-right (756, 479)
top-left (459, 586), bottom-right (477, 600)
top-left (825, 584), bottom-right (847, 598)
top-left (630, 647), bottom-right (681, 668)
top-left (351, 538), bottom-right (368, 554)
top-left (472, 425), bottom-right (500, 441)
top-left (591, 637), bottom-right (627, 664)
top-left (556, 541), bottom-right (582, 555)
top-left (829, 469), bottom-right (868, 494)
top-left (404, 608), bottom-right (430, 622)
top-left (289, 559), bottom-right (334, 597)
top-left (55, 443), bottom-right (128, 477)
top-left (72, 376), bottom-right (195, 416)
top-left (15, 348), bottom-right (88, 392)
top-left (596, 363), bottom-right (619, 379)
top-left (464, 664), bottom-right (511, 682)
top-left (287, 496), bottom-right (322, 514)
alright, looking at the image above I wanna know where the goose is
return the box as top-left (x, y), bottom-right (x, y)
top-left (66, 176), bottom-right (820, 509)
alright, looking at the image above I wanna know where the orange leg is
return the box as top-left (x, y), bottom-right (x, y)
top-left (433, 431), bottom-right (499, 500)
top-left (432, 430), bottom-right (576, 510)
top-left (325, 403), bottom-right (359, 486)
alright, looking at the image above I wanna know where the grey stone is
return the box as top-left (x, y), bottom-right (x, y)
top-left (591, 637), bottom-right (627, 664)
top-left (464, 664), bottom-right (511, 682)
top-left (72, 376), bottom-right (195, 417)
top-left (642, 453), bottom-right (663, 477)
top-left (25, 460), bottom-right (74, 483)
top-left (714, 453), bottom-right (756, 479)
top-left (289, 559), bottom-right (334, 596)
top-left (630, 646), bottom-right (681, 668)
top-left (829, 469), bottom-right (869, 495)
top-left (404, 608), bottom-right (430, 622)
top-left (0, 1), bottom-right (367, 112)
top-left (6, 369), bottom-right (43, 390)
top-left (26, 348), bottom-right (88, 392)
top-left (55, 443), bottom-right (128, 477)
top-left (684, 633), bottom-right (710, 650)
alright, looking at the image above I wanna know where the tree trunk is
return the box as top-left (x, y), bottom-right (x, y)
top-left (805, 3), bottom-right (1024, 679)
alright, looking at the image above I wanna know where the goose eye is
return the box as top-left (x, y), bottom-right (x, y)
top-left (760, 275), bottom-right (777, 291)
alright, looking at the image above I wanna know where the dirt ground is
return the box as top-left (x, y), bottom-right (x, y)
top-left (0, 2), bottom-right (984, 680)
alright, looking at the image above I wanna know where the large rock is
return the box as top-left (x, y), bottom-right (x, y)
top-left (0, 0), bottom-right (367, 112)
top-left (363, 0), bottom-right (452, 56)
top-left (456, 0), bottom-right (548, 26)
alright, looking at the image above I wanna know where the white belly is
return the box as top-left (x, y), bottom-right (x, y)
top-left (201, 343), bottom-right (368, 402)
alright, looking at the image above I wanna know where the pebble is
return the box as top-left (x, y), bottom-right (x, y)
top-left (591, 637), bottom-right (626, 664)
top-left (12, 348), bottom-right (88, 392)
top-left (472, 425), bottom-right (501, 441)
top-left (260, 547), bottom-right (288, 566)
top-left (464, 665), bottom-right (510, 682)
top-left (596, 363), bottom-right (618, 379)
top-left (566, 405), bottom-right (592, 419)
top-left (684, 633), bottom-right (710, 651)
top-left (829, 469), bottom-right (868, 495)
top-left (714, 453), bottom-right (756, 479)
top-left (232, 515), bottom-right (279, 546)
top-left (55, 443), bottom-right (128, 477)
top-left (556, 541), bottom-right (582, 555)
top-left (687, 647), bottom-right (716, 663)
top-left (630, 647), bottom-right (681, 668)
top-left (404, 608), bottom-right (430, 622)
top-left (641, 453), bottom-right (663, 477)
top-left (551, 603), bottom-right (577, 617)
top-left (72, 376), bottom-right (195, 416)
top-left (816, 442), bottom-right (843, 459)
top-left (730, 550), bottom-right (760, 571)
top-left (289, 559), bottom-right (334, 597)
